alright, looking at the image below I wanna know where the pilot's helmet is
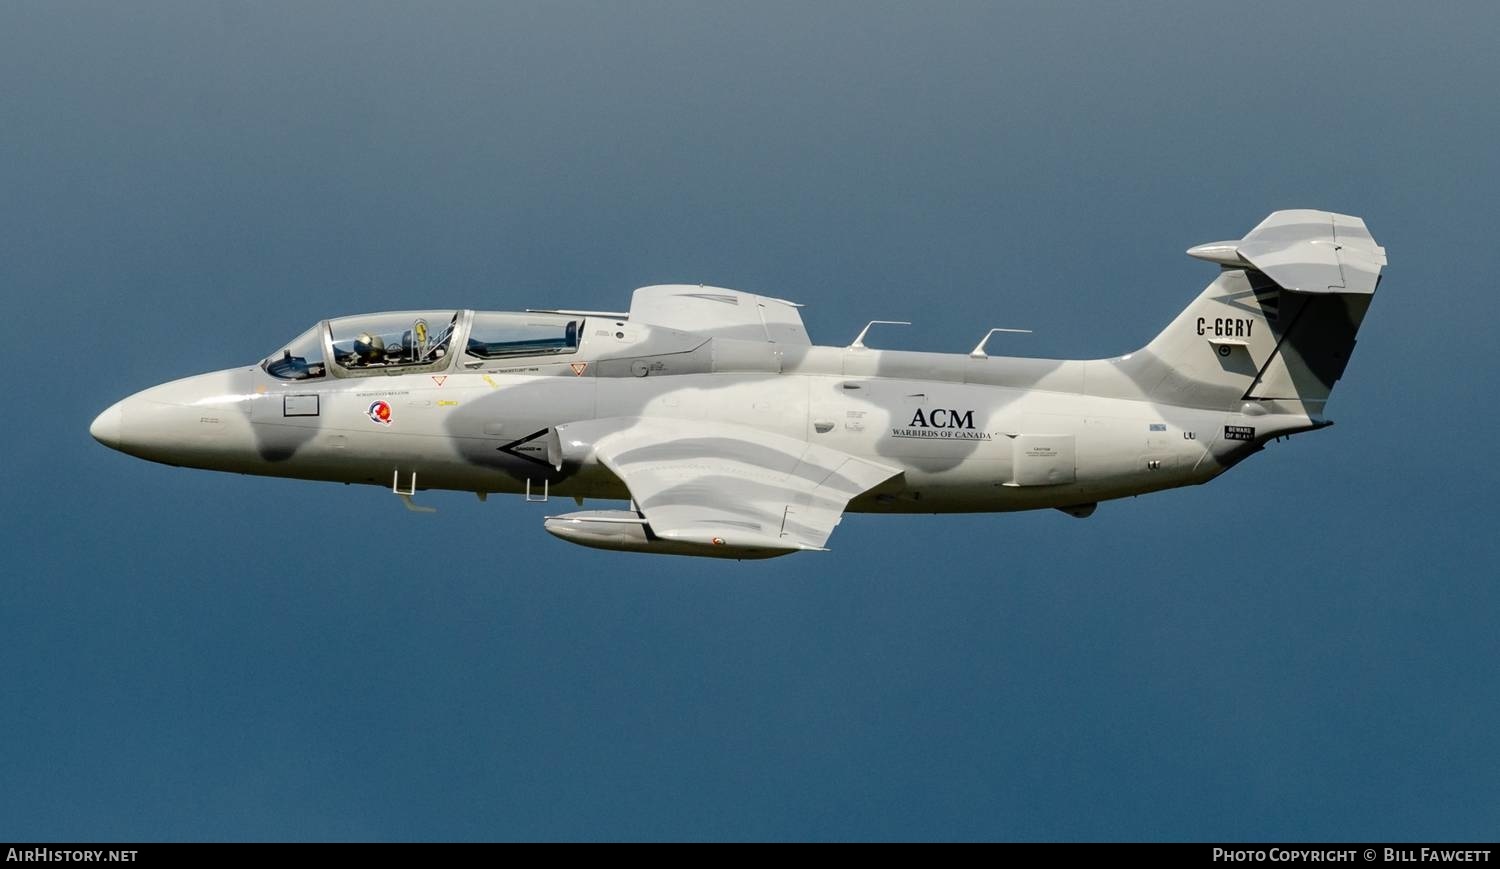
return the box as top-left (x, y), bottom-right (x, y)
top-left (354, 332), bottom-right (386, 361)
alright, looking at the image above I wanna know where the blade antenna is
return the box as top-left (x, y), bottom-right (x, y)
top-left (849, 320), bottom-right (911, 350)
top-left (969, 327), bottom-right (1033, 359)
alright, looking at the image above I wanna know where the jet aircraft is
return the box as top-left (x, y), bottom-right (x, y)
top-left (91, 210), bottom-right (1385, 558)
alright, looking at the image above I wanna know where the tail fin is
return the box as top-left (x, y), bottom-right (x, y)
top-left (1121, 210), bottom-right (1386, 415)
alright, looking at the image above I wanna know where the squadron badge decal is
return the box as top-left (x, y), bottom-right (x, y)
top-left (367, 400), bottom-right (393, 426)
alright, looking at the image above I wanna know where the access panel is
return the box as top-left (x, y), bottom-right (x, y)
top-left (1011, 434), bottom-right (1076, 486)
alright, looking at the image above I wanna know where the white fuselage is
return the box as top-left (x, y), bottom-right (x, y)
top-left (91, 338), bottom-right (1310, 516)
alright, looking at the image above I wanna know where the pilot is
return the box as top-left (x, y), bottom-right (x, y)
top-left (353, 332), bottom-right (386, 365)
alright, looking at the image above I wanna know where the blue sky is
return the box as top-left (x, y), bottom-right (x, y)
top-left (2, 1), bottom-right (1497, 841)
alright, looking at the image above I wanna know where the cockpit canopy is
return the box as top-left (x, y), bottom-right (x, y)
top-left (328, 311), bottom-right (457, 372)
top-left (465, 312), bottom-right (580, 359)
top-left (262, 310), bottom-right (582, 380)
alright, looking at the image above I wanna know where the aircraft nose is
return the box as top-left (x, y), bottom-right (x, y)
top-left (92, 369), bottom-right (260, 466)
top-left (90, 400), bottom-right (125, 450)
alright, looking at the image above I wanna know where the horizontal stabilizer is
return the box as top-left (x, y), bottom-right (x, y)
top-left (1186, 209), bottom-right (1387, 295)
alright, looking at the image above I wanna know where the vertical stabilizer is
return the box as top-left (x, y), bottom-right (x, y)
top-left (1119, 210), bottom-right (1385, 414)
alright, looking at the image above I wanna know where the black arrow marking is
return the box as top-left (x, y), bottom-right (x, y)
top-left (496, 428), bottom-right (556, 469)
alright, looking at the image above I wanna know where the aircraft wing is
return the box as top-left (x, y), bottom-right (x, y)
top-left (555, 417), bottom-right (900, 555)
top-left (627, 284), bottom-right (812, 344)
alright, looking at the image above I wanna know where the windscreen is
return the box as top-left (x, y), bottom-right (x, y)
top-left (262, 325), bottom-right (327, 380)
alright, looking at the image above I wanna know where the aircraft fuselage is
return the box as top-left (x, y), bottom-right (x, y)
top-left (91, 342), bottom-right (1306, 516)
